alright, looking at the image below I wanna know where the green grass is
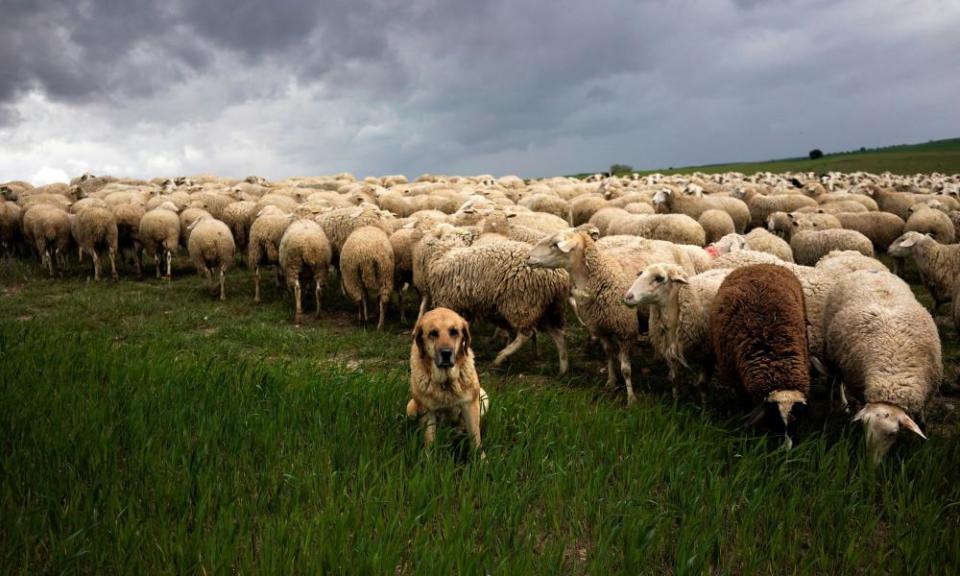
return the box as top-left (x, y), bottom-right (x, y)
top-left (576, 137), bottom-right (960, 177)
top-left (1, 255), bottom-right (959, 574)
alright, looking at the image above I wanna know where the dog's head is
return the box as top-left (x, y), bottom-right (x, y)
top-left (413, 307), bottom-right (472, 374)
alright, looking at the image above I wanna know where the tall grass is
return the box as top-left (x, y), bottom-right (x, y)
top-left (1, 257), bottom-right (958, 574)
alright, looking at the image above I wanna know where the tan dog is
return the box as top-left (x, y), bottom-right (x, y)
top-left (407, 307), bottom-right (489, 457)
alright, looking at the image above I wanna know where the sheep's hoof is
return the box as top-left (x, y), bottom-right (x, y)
top-left (626, 394), bottom-right (637, 406)
top-left (294, 315), bottom-right (304, 325)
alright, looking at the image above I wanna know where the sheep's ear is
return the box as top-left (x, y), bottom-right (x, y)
top-left (898, 413), bottom-right (926, 439)
top-left (350, 207), bottom-right (363, 218)
top-left (899, 236), bottom-right (917, 248)
top-left (556, 237), bottom-right (577, 253)
top-left (506, 213), bottom-right (517, 219)
top-left (851, 406), bottom-right (869, 423)
top-left (810, 355), bottom-right (829, 376)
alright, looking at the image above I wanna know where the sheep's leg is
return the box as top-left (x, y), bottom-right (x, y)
top-left (293, 278), bottom-right (303, 324)
top-left (44, 249), bottom-right (54, 276)
top-left (274, 265), bottom-right (282, 288)
top-left (154, 253), bottom-right (162, 279)
top-left (545, 325), bottom-right (568, 375)
top-left (361, 293), bottom-right (369, 323)
top-left (134, 243), bottom-right (142, 279)
top-left (695, 365), bottom-right (712, 406)
top-left (839, 381), bottom-right (850, 413)
top-left (109, 249), bottom-right (118, 281)
top-left (254, 265), bottom-right (262, 303)
top-left (668, 363), bottom-right (680, 401)
top-left (619, 343), bottom-right (635, 405)
top-left (218, 266), bottom-right (226, 301)
top-left (398, 287), bottom-right (406, 324)
top-left (314, 274), bottom-right (323, 317)
top-left (892, 257), bottom-right (903, 277)
top-left (415, 296), bottom-right (429, 326)
top-left (493, 329), bottom-right (532, 367)
top-left (92, 250), bottom-right (101, 282)
top-left (600, 338), bottom-right (618, 389)
top-left (377, 296), bottom-right (387, 331)
top-left (165, 250), bottom-right (173, 280)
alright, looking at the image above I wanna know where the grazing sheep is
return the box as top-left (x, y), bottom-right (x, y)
top-left (710, 265), bottom-right (810, 449)
top-left (111, 203), bottom-right (145, 277)
top-left (420, 232), bottom-right (569, 374)
top-left (606, 213), bottom-right (707, 246)
top-left (790, 229), bottom-right (874, 266)
top-left (743, 228), bottom-right (794, 262)
top-left (864, 186), bottom-right (922, 219)
top-left (278, 219), bottom-right (332, 324)
top-left (653, 188), bottom-right (750, 232)
top-left (888, 231), bottom-right (960, 311)
top-left (187, 217), bottom-right (236, 300)
top-left (833, 212), bottom-right (905, 252)
top-left (570, 194), bottom-right (608, 225)
top-left (822, 270), bottom-right (941, 463)
top-left (0, 201), bottom-right (21, 254)
top-left (248, 207), bottom-right (294, 303)
top-left (623, 263), bottom-right (731, 400)
top-left (528, 229), bottom-right (642, 402)
top-left (904, 204), bottom-right (956, 244)
top-left (698, 209), bottom-right (736, 244)
top-left (70, 207), bottom-right (119, 281)
top-left (767, 211), bottom-right (842, 240)
top-left (139, 202), bottom-right (181, 279)
top-left (746, 193), bottom-right (818, 228)
top-left (22, 205), bottom-right (72, 276)
top-left (815, 192), bottom-right (879, 211)
top-left (340, 226), bottom-right (395, 330)
top-left (389, 227), bottom-right (420, 322)
top-left (316, 204), bottom-right (393, 264)
top-left (179, 207), bottom-right (212, 246)
top-left (518, 193), bottom-right (570, 221)
top-left (221, 200), bottom-right (259, 261)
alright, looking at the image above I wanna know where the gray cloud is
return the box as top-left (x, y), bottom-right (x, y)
top-left (0, 0), bottom-right (958, 182)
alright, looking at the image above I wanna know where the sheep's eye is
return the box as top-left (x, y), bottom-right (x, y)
top-left (654, 275), bottom-right (665, 283)
top-left (428, 330), bottom-right (439, 338)
top-left (449, 328), bottom-right (458, 337)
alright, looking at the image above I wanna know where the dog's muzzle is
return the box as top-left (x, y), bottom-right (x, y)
top-left (435, 348), bottom-right (455, 368)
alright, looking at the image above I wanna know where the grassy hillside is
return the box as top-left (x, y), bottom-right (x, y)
top-left (1, 255), bottom-right (959, 574)
top-left (583, 138), bottom-right (960, 177)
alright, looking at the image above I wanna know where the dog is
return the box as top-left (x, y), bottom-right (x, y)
top-left (407, 307), bottom-right (488, 457)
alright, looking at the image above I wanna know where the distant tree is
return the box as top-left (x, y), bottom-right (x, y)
top-left (609, 163), bottom-right (634, 174)
top-left (859, 146), bottom-right (866, 152)
top-left (809, 149), bottom-right (824, 160)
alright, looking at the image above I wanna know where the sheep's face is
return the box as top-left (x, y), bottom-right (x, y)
top-left (711, 233), bottom-right (747, 254)
top-left (622, 264), bottom-right (687, 307)
top-left (527, 231), bottom-right (580, 269)
top-left (652, 189), bottom-right (671, 205)
top-left (887, 232), bottom-right (924, 257)
top-left (854, 402), bottom-right (925, 464)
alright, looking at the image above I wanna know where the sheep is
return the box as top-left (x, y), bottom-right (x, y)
top-left (179, 207), bottom-right (212, 246)
top-left (419, 231), bottom-right (569, 374)
top-left (340, 225), bottom-right (395, 330)
top-left (710, 264), bottom-right (810, 449)
top-left (0, 201), bottom-right (21, 254)
top-left (746, 193), bottom-right (818, 228)
top-left (904, 204), bottom-right (956, 244)
top-left (316, 204), bottom-right (393, 264)
top-left (248, 206), bottom-right (294, 303)
top-left (698, 209), bottom-right (736, 244)
top-left (815, 192), bottom-right (879, 211)
top-left (833, 212), bottom-right (905, 252)
top-left (570, 194), bottom-right (608, 225)
top-left (888, 231), bottom-right (960, 311)
top-left (864, 186), bottom-right (923, 219)
top-left (527, 229), bottom-right (643, 402)
top-left (278, 219), bottom-right (332, 324)
top-left (220, 200), bottom-right (259, 261)
top-left (186, 217), bottom-right (236, 300)
top-left (821, 270), bottom-right (941, 463)
top-left (767, 211), bottom-right (842, 240)
top-left (743, 228), bottom-right (794, 262)
top-left (518, 193), bottom-right (570, 221)
top-left (815, 250), bottom-right (888, 277)
top-left (623, 263), bottom-right (731, 401)
top-left (111, 203), bottom-right (145, 277)
top-left (21, 205), bottom-right (72, 276)
top-left (789, 229), bottom-right (873, 266)
top-left (70, 207), bottom-right (119, 282)
top-left (807, 201), bottom-right (869, 214)
top-left (139, 202), bottom-right (181, 279)
top-left (606, 213), bottom-right (707, 246)
top-left (652, 188), bottom-right (750, 232)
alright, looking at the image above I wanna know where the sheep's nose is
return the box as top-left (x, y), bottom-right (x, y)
top-left (623, 293), bottom-right (635, 306)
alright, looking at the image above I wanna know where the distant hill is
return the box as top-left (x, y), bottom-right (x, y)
top-left (579, 137), bottom-right (960, 178)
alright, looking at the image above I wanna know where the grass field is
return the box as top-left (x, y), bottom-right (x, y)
top-left (578, 137), bottom-right (960, 178)
top-left (2, 254), bottom-right (960, 574)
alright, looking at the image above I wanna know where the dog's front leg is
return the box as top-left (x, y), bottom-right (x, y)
top-left (463, 400), bottom-right (485, 459)
top-left (422, 412), bottom-right (438, 449)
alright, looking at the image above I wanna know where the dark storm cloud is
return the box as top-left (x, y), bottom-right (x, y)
top-left (0, 0), bottom-right (958, 180)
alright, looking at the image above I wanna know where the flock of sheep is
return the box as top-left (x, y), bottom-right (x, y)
top-left (2, 168), bottom-right (958, 462)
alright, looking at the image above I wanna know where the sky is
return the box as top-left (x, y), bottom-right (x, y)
top-left (1, 0), bottom-right (958, 185)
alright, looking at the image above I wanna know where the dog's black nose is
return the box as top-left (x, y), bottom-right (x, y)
top-left (435, 348), bottom-right (455, 367)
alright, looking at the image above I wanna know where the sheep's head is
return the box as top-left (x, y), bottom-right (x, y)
top-left (887, 231), bottom-right (926, 257)
top-left (652, 188), bottom-right (673, 206)
top-left (766, 212), bottom-right (791, 235)
top-left (527, 229), bottom-right (583, 269)
top-left (711, 233), bottom-right (747, 255)
top-left (682, 183), bottom-right (704, 198)
top-left (622, 263), bottom-right (688, 307)
top-left (853, 402), bottom-right (925, 464)
top-left (744, 390), bottom-right (808, 450)
top-left (156, 201), bottom-right (180, 213)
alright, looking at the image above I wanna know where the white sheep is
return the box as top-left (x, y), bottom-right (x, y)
top-left (340, 225), bottom-right (395, 330)
top-left (70, 206), bottom-right (119, 282)
top-left (139, 202), bottom-right (181, 279)
top-left (789, 229), bottom-right (874, 266)
top-left (187, 217), bottom-right (236, 300)
top-left (888, 231), bottom-right (960, 311)
top-left (822, 269), bottom-right (941, 463)
top-left (278, 219), bottom-right (332, 324)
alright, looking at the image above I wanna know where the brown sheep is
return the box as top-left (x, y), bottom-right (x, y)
top-left (709, 264), bottom-right (810, 449)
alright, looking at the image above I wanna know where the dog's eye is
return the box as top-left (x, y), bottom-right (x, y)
top-left (428, 329), bottom-right (439, 338)
top-left (449, 328), bottom-right (458, 337)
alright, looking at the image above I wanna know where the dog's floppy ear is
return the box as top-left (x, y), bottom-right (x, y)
top-left (413, 322), bottom-right (427, 358)
top-left (461, 319), bottom-right (471, 354)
